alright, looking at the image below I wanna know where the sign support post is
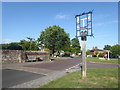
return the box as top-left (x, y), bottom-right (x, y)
top-left (81, 36), bottom-right (87, 78)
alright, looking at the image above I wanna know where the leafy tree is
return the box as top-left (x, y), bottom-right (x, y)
top-left (104, 45), bottom-right (111, 50)
top-left (71, 38), bottom-right (81, 54)
top-left (86, 50), bottom-right (90, 55)
top-left (1, 38), bottom-right (39, 51)
top-left (1, 44), bottom-right (10, 49)
top-left (110, 44), bottom-right (120, 57)
top-left (38, 25), bottom-right (70, 55)
top-left (7, 44), bottom-right (23, 50)
top-left (10, 42), bottom-right (20, 45)
top-left (20, 37), bottom-right (39, 50)
top-left (1, 42), bottom-right (21, 50)
top-left (20, 40), bottom-right (30, 50)
top-left (26, 37), bottom-right (39, 50)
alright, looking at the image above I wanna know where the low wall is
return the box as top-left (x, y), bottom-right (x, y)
top-left (2, 50), bottom-right (50, 64)
top-left (25, 51), bottom-right (50, 61)
top-left (2, 50), bottom-right (24, 64)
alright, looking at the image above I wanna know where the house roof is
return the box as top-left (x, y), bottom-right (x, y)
top-left (90, 49), bottom-right (104, 52)
top-left (90, 49), bottom-right (109, 53)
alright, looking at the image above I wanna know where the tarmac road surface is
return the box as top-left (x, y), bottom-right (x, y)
top-left (2, 57), bottom-right (119, 88)
top-left (24, 58), bottom-right (82, 70)
top-left (2, 57), bottom-right (82, 88)
top-left (24, 57), bottom-right (119, 70)
top-left (2, 69), bottom-right (45, 88)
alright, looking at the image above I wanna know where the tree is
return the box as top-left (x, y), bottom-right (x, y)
top-left (104, 45), bottom-right (111, 50)
top-left (38, 25), bottom-right (70, 55)
top-left (26, 37), bottom-right (39, 50)
top-left (86, 50), bottom-right (90, 55)
top-left (71, 38), bottom-right (81, 54)
top-left (110, 44), bottom-right (120, 57)
top-left (7, 44), bottom-right (23, 50)
top-left (1, 44), bottom-right (10, 49)
top-left (1, 42), bottom-right (22, 50)
top-left (19, 37), bottom-right (39, 50)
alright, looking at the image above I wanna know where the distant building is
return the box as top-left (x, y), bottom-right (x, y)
top-left (90, 46), bottom-right (107, 56)
top-left (89, 46), bottom-right (117, 58)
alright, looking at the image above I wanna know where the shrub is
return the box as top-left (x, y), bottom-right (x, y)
top-left (92, 55), bottom-right (96, 57)
top-left (7, 44), bottom-right (23, 50)
top-left (98, 53), bottom-right (104, 57)
top-left (44, 48), bottom-right (50, 51)
top-left (63, 52), bottom-right (70, 57)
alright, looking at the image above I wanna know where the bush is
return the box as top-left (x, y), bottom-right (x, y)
top-left (92, 55), bottom-right (96, 57)
top-left (98, 53), bottom-right (104, 57)
top-left (7, 44), bottom-right (23, 50)
top-left (63, 52), bottom-right (70, 57)
top-left (44, 48), bottom-right (50, 51)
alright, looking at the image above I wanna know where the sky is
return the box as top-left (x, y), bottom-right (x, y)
top-left (2, 2), bottom-right (118, 50)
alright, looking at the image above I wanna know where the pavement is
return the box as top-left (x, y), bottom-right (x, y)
top-left (2, 57), bottom-right (119, 88)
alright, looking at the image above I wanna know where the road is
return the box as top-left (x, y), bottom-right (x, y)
top-left (2, 69), bottom-right (45, 88)
top-left (2, 57), bottom-right (119, 88)
top-left (24, 57), bottom-right (82, 70)
top-left (2, 57), bottom-right (82, 88)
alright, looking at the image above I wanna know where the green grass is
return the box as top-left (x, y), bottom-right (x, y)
top-left (38, 68), bottom-right (118, 88)
top-left (87, 57), bottom-right (118, 64)
top-left (50, 56), bottom-right (71, 59)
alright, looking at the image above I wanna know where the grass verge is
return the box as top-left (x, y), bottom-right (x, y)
top-left (50, 56), bottom-right (72, 59)
top-left (37, 68), bottom-right (118, 88)
top-left (87, 57), bottom-right (118, 64)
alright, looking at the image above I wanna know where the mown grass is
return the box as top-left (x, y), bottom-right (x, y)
top-left (50, 56), bottom-right (71, 59)
top-left (37, 68), bottom-right (118, 88)
top-left (87, 57), bottom-right (118, 64)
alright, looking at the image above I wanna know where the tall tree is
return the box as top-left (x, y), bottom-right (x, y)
top-left (1, 42), bottom-right (22, 50)
top-left (1, 44), bottom-right (10, 49)
top-left (19, 37), bottom-right (39, 50)
top-left (110, 44), bottom-right (120, 57)
top-left (103, 45), bottom-right (111, 50)
top-left (7, 44), bottom-right (23, 50)
top-left (71, 38), bottom-right (81, 54)
top-left (38, 25), bottom-right (70, 55)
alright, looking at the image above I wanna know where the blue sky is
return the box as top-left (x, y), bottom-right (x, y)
top-left (2, 2), bottom-right (118, 49)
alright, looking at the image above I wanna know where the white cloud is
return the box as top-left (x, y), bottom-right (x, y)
top-left (94, 20), bottom-right (118, 27)
top-left (55, 13), bottom-right (68, 19)
top-left (0, 38), bottom-right (17, 44)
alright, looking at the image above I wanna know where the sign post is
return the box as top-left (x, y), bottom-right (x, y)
top-left (81, 36), bottom-right (87, 78)
top-left (75, 11), bottom-right (93, 78)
